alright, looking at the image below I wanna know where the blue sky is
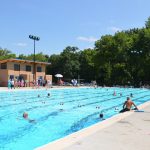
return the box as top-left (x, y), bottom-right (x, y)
top-left (0, 0), bottom-right (149, 56)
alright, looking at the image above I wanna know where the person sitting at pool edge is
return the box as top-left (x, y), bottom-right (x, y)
top-left (119, 97), bottom-right (138, 113)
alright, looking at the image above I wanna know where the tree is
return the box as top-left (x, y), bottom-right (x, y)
top-left (79, 48), bottom-right (96, 82)
top-left (60, 46), bottom-right (80, 79)
top-left (145, 16), bottom-right (150, 28)
top-left (0, 48), bottom-right (16, 60)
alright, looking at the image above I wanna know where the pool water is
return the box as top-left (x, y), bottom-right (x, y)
top-left (0, 87), bottom-right (150, 150)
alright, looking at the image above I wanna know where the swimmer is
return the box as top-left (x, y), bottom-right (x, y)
top-left (23, 112), bottom-right (35, 123)
top-left (113, 91), bottom-right (116, 96)
top-left (38, 94), bottom-right (40, 97)
top-left (60, 102), bottom-right (64, 105)
top-left (47, 93), bottom-right (50, 97)
top-left (130, 93), bottom-right (133, 97)
top-left (99, 113), bottom-right (104, 119)
top-left (96, 106), bottom-right (100, 109)
top-left (23, 112), bottom-right (28, 119)
top-left (115, 107), bottom-right (119, 110)
top-left (115, 107), bottom-right (119, 112)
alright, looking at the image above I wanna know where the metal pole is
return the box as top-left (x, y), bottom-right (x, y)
top-left (34, 39), bottom-right (36, 82)
top-left (29, 35), bottom-right (40, 84)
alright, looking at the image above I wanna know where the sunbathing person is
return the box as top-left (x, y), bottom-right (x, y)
top-left (119, 97), bottom-right (138, 113)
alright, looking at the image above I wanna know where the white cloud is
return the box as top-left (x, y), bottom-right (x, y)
top-left (77, 36), bottom-right (98, 42)
top-left (108, 26), bottom-right (122, 33)
top-left (13, 43), bottom-right (27, 47)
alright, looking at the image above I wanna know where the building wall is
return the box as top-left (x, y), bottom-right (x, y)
top-left (45, 75), bottom-right (52, 81)
top-left (0, 61), bottom-right (52, 87)
top-left (36, 64), bottom-right (45, 80)
top-left (0, 70), bottom-right (8, 86)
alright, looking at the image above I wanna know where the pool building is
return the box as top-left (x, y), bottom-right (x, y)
top-left (0, 59), bottom-right (52, 87)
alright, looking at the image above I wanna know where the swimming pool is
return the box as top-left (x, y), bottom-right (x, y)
top-left (0, 87), bottom-right (150, 150)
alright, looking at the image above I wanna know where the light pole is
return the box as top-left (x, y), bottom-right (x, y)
top-left (130, 50), bottom-right (143, 86)
top-left (131, 50), bottom-right (142, 54)
top-left (29, 35), bottom-right (40, 82)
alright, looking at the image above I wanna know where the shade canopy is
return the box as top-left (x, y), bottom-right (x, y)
top-left (55, 74), bottom-right (63, 78)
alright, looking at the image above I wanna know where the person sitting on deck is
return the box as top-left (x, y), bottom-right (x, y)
top-left (119, 97), bottom-right (138, 113)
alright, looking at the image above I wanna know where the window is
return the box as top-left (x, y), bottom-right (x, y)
top-left (37, 66), bottom-right (42, 72)
top-left (26, 65), bottom-right (31, 72)
top-left (1, 63), bottom-right (7, 69)
top-left (14, 64), bottom-right (20, 71)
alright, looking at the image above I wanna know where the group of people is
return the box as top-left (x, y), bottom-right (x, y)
top-left (8, 78), bottom-right (53, 89)
top-left (23, 96), bottom-right (138, 123)
top-left (33, 79), bottom-right (52, 88)
top-left (22, 89), bottom-right (139, 123)
top-left (57, 79), bottom-right (64, 85)
top-left (8, 78), bottom-right (28, 89)
top-left (113, 91), bottom-right (133, 98)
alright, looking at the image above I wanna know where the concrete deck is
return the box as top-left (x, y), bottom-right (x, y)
top-left (37, 101), bottom-right (150, 150)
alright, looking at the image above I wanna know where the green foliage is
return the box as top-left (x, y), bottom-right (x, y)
top-left (145, 16), bottom-right (150, 28)
top-left (94, 25), bottom-right (150, 86)
top-left (0, 48), bottom-right (16, 60)
top-left (18, 52), bottom-right (49, 62)
top-left (79, 49), bottom-right (97, 82)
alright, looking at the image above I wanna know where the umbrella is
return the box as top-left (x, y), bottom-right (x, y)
top-left (55, 74), bottom-right (63, 78)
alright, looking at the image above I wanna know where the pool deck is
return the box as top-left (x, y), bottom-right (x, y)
top-left (36, 101), bottom-right (150, 150)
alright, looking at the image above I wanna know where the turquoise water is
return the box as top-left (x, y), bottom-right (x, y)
top-left (0, 87), bottom-right (150, 150)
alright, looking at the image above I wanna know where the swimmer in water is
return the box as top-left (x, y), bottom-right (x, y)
top-left (115, 107), bottom-right (119, 112)
top-left (23, 112), bottom-right (35, 123)
top-left (130, 93), bottom-right (133, 97)
top-left (60, 102), bottom-right (64, 105)
top-left (23, 112), bottom-right (28, 119)
top-left (113, 91), bottom-right (116, 96)
top-left (47, 93), bottom-right (50, 97)
top-left (96, 106), bottom-right (100, 109)
top-left (99, 113), bottom-right (104, 120)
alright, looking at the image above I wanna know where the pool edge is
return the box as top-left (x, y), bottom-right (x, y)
top-left (35, 100), bottom-right (150, 150)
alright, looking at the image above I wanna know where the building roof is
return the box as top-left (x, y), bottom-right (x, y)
top-left (0, 59), bottom-right (51, 65)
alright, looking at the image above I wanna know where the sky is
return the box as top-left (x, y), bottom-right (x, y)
top-left (0, 0), bottom-right (150, 56)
